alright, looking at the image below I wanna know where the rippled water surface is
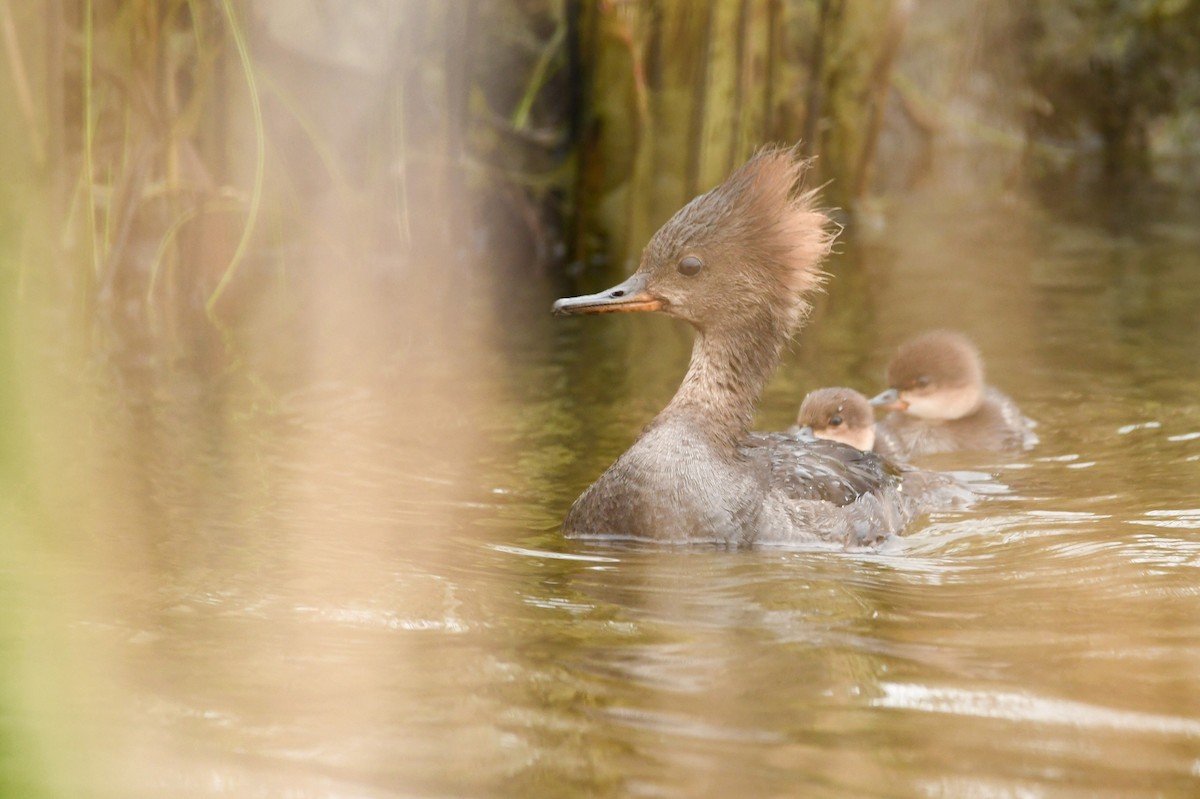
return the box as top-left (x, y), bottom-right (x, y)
top-left (8, 189), bottom-right (1200, 797)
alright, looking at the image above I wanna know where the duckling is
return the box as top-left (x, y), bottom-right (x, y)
top-left (870, 330), bottom-right (1035, 459)
top-left (794, 386), bottom-right (902, 459)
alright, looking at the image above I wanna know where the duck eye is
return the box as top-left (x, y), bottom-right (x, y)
top-left (915, 376), bottom-right (931, 388)
top-left (829, 415), bottom-right (843, 427)
top-left (677, 255), bottom-right (704, 277)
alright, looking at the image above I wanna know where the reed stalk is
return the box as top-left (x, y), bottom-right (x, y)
top-left (205, 0), bottom-right (263, 320)
top-left (0, 0), bottom-right (44, 167)
top-left (81, 0), bottom-right (100, 291)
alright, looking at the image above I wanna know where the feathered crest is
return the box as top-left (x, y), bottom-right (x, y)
top-left (648, 144), bottom-right (838, 333)
top-left (722, 144), bottom-right (837, 296)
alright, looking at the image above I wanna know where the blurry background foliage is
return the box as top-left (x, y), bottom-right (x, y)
top-left (0, 0), bottom-right (1197, 336)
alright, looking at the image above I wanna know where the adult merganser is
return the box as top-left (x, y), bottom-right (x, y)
top-left (552, 147), bottom-right (927, 546)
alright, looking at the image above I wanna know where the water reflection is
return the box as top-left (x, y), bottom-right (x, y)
top-left (10, 187), bottom-right (1200, 796)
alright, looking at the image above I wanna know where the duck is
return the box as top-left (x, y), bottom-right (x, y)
top-left (552, 146), bottom-right (929, 547)
top-left (793, 386), bottom-right (903, 459)
top-left (869, 330), bottom-right (1036, 459)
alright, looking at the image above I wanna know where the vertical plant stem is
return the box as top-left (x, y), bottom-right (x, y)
top-left (206, 0), bottom-right (264, 319)
top-left (685, 0), bottom-right (714, 197)
top-left (443, 2), bottom-right (472, 247)
top-left (82, 0), bottom-right (100, 290)
top-left (0, 0), bottom-right (45, 166)
top-left (565, 0), bottom-right (584, 150)
top-left (444, 3), bottom-right (468, 162)
top-left (853, 0), bottom-right (911, 199)
top-left (392, 78), bottom-right (412, 251)
top-left (802, 0), bottom-right (831, 157)
top-left (764, 0), bottom-right (778, 137)
top-left (46, 0), bottom-right (65, 175)
top-left (565, 0), bottom-right (590, 260)
top-left (161, 1), bottom-right (180, 199)
top-left (728, 0), bottom-right (750, 172)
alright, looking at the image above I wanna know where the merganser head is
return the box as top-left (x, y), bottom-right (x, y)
top-left (553, 146), bottom-right (836, 335)
top-left (796, 387), bottom-right (877, 452)
top-left (870, 330), bottom-right (986, 421)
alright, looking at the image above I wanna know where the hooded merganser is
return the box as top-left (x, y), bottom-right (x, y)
top-left (794, 386), bottom-right (902, 459)
top-left (869, 330), bottom-right (1035, 459)
top-left (552, 147), bottom-right (926, 547)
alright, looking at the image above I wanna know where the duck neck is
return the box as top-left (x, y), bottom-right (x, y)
top-left (661, 317), bottom-right (790, 447)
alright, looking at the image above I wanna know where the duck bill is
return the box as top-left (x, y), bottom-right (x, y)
top-left (869, 388), bottom-right (909, 412)
top-left (552, 273), bottom-right (663, 316)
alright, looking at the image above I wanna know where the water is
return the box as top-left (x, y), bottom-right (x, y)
top-left (7, 185), bottom-right (1200, 797)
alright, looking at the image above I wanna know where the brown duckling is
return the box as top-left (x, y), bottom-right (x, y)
top-left (552, 147), bottom-right (930, 547)
top-left (870, 330), bottom-right (1035, 459)
top-left (794, 386), bottom-right (902, 460)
